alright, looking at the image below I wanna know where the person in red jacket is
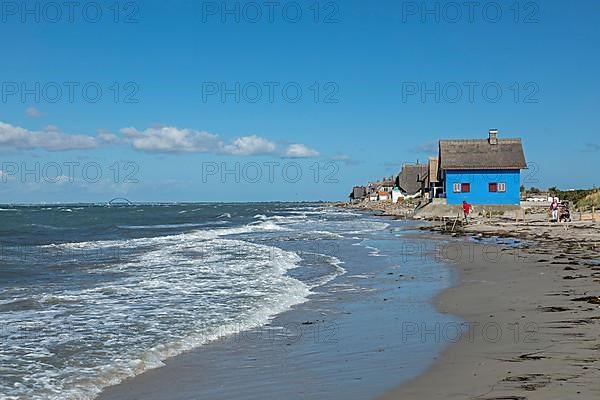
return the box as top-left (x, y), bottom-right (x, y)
top-left (462, 200), bottom-right (472, 224)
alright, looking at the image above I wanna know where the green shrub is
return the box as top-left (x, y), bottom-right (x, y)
top-left (576, 191), bottom-right (600, 210)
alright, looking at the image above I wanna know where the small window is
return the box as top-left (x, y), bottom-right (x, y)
top-left (461, 183), bottom-right (470, 193)
top-left (498, 182), bottom-right (506, 192)
top-left (453, 183), bottom-right (461, 193)
top-left (489, 183), bottom-right (498, 192)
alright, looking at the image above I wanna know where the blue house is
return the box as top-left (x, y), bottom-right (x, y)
top-left (439, 130), bottom-right (527, 205)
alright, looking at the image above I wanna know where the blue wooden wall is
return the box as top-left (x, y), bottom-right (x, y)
top-left (445, 169), bottom-right (521, 205)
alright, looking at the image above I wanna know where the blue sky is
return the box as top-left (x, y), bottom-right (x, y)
top-left (1, 0), bottom-right (599, 203)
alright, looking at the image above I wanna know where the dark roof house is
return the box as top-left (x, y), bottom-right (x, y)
top-left (349, 186), bottom-right (367, 200)
top-left (417, 157), bottom-right (440, 186)
top-left (396, 163), bottom-right (428, 195)
top-left (368, 177), bottom-right (394, 193)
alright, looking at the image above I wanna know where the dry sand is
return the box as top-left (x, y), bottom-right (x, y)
top-left (380, 217), bottom-right (600, 399)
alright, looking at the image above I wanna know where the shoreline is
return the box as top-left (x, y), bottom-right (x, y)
top-left (95, 212), bottom-right (457, 400)
top-left (341, 202), bottom-right (600, 399)
top-left (94, 202), bottom-right (600, 399)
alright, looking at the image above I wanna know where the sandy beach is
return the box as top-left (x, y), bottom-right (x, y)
top-left (335, 200), bottom-right (600, 398)
top-left (377, 206), bottom-right (600, 399)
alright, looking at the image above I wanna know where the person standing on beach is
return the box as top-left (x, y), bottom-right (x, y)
top-left (462, 200), bottom-right (472, 224)
top-left (550, 198), bottom-right (559, 222)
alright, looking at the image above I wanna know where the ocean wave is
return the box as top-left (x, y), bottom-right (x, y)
top-left (42, 220), bottom-right (288, 251)
top-left (1, 204), bottom-right (376, 400)
top-left (290, 220), bottom-right (389, 235)
top-left (252, 214), bottom-right (307, 225)
top-left (285, 208), bottom-right (361, 217)
top-left (0, 298), bottom-right (43, 312)
top-left (294, 230), bottom-right (345, 240)
top-left (30, 223), bottom-right (76, 231)
top-left (1, 238), bottom-right (311, 400)
top-left (346, 221), bottom-right (390, 234)
top-left (365, 245), bottom-right (382, 257)
top-left (37, 294), bottom-right (84, 305)
top-left (117, 223), bottom-right (210, 230)
top-left (302, 252), bottom-right (346, 288)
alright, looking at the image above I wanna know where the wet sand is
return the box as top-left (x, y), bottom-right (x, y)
top-left (381, 222), bottom-right (600, 399)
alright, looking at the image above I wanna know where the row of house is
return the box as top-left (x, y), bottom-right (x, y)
top-left (350, 177), bottom-right (395, 202)
top-left (350, 129), bottom-right (527, 206)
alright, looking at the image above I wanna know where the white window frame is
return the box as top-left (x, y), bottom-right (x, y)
top-left (452, 183), bottom-right (461, 193)
top-left (498, 182), bottom-right (506, 192)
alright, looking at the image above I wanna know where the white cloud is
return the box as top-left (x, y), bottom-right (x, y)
top-left (120, 126), bottom-right (223, 153)
top-left (120, 127), bottom-right (279, 156)
top-left (25, 107), bottom-right (46, 118)
top-left (0, 120), bottom-right (322, 158)
top-left (330, 154), bottom-right (361, 165)
top-left (44, 124), bottom-right (60, 132)
top-left (97, 130), bottom-right (122, 144)
top-left (222, 135), bottom-right (277, 156)
top-left (284, 144), bottom-right (320, 158)
top-left (0, 121), bottom-right (97, 151)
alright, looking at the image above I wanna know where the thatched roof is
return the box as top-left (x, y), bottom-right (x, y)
top-left (349, 186), bottom-right (367, 199)
top-left (428, 157), bottom-right (439, 183)
top-left (397, 163), bottom-right (428, 195)
top-left (439, 139), bottom-right (526, 170)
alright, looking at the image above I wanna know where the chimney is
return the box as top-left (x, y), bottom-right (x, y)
top-left (488, 129), bottom-right (498, 145)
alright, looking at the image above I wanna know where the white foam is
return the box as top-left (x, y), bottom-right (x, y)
top-left (30, 224), bottom-right (75, 231)
top-left (42, 220), bottom-right (288, 251)
top-left (348, 274), bottom-right (371, 279)
top-left (3, 205), bottom-right (376, 399)
top-left (304, 230), bottom-right (345, 240)
top-left (3, 232), bottom-right (311, 400)
top-left (117, 223), bottom-right (208, 230)
top-left (364, 245), bottom-right (383, 257)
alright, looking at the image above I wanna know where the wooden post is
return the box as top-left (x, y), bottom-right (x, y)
top-left (593, 206), bottom-right (596, 222)
top-left (517, 209), bottom-right (524, 224)
top-left (451, 214), bottom-right (459, 232)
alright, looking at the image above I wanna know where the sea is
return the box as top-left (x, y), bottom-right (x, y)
top-left (0, 203), bottom-right (456, 400)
